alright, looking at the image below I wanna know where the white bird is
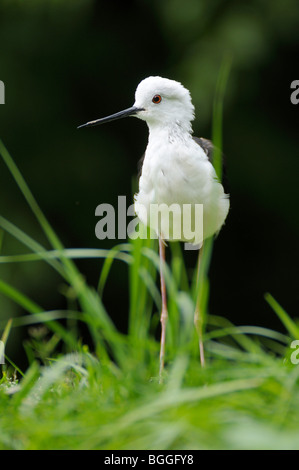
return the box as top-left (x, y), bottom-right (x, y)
top-left (78, 76), bottom-right (230, 380)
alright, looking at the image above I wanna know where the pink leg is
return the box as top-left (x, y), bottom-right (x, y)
top-left (194, 245), bottom-right (205, 367)
top-left (159, 237), bottom-right (168, 382)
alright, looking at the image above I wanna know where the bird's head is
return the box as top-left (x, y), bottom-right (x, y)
top-left (133, 76), bottom-right (195, 130)
top-left (78, 76), bottom-right (195, 133)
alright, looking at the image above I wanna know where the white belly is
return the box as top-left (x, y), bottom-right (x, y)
top-left (134, 137), bottom-right (229, 244)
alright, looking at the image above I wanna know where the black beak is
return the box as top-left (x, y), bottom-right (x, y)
top-left (77, 106), bottom-right (144, 129)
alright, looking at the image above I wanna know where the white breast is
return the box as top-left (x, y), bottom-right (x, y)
top-left (134, 128), bottom-right (229, 244)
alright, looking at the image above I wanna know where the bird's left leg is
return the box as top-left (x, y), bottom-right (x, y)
top-left (194, 244), bottom-right (205, 367)
top-left (159, 237), bottom-right (168, 382)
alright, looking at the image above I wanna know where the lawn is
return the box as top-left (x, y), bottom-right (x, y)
top-left (0, 138), bottom-right (298, 450)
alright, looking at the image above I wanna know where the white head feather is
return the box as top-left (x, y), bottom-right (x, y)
top-left (133, 76), bottom-right (195, 133)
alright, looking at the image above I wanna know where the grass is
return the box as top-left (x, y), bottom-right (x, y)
top-left (1, 62), bottom-right (299, 450)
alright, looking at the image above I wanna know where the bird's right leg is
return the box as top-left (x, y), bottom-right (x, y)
top-left (159, 237), bottom-right (168, 382)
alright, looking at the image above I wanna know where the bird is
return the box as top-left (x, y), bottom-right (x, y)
top-left (78, 76), bottom-right (230, 380)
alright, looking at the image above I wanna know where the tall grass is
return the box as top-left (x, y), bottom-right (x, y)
top-left (0, 60), bottom-right (298, 449)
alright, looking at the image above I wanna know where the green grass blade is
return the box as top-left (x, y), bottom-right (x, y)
top-left (0, 278), bottom-right (41, 314)
top-left (1, 319), bottom-right (13, 346)
top-left (0, 215), bottom-right (64, 277)
top-left (265, 293), bottom-right (299, 339)
top-left (0, 310), bottom-right (81, 329)
top-left (212, 53), bottom-right (232, 181)
top-left (0, 140), bottom-right (64, 253)
top-left (0, 141), bottom-right (128, 364)
top-left (0, 279), bottom-right (78, 349)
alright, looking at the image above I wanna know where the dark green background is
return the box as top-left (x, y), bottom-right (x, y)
top-left (0, 0), bottom-right (298, 361)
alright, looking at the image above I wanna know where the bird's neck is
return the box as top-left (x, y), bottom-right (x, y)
top-left (147, 120), bottom-right (193, 145)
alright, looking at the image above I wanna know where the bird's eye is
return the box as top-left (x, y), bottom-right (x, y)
top-left (152, 94), bottom-right (162, 104)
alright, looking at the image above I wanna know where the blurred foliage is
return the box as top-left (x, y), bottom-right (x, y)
top-left (0, 0), bottom-right (298, 364)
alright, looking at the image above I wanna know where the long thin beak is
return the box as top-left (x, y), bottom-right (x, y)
top-left (77, 106), bottom-right (144, 129)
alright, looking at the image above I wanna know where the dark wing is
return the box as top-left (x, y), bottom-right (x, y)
top-left (137, 153), bottom-right (145, 179)
top-left (193, 136), bottom-right (229, 194)
top-left (193, 136), bottom-right (214, 164)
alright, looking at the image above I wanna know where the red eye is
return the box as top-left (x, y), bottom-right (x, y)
top-left (152, 94), bottom-right (162, 104)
